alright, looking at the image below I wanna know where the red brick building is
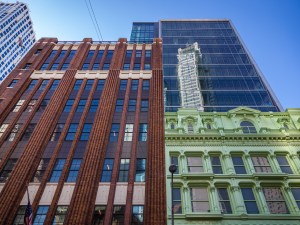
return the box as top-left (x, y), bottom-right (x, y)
top-left (0, 37), bottom-right (166, 225)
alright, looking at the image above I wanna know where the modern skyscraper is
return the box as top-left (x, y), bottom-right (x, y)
top-left (130, 19), bottom-right (282, 112)
top-left (0, 37), bottom-right (166, 224)
top-left (0, 2), bottom-right (35, 83)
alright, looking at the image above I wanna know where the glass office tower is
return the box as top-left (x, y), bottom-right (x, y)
top-left (130, 22), bottom-right (159, 44)
top-left (130, 19), bottom-right (282, 112)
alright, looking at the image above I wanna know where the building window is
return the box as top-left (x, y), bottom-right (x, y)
top-left (82, 63), bottom-right (89, 70)
top-left (65, 124), bottom-right (78, 141)
top-left (92, 63), bottom-right (100, 70)
top-left (144, 63), bottom-right (151, 70)
top-left (96, 79), bottom-right (105, 90)
top-left (23, 63), bottom-right (31, 69)
top-left (132, 206), bottom-right (144, 224)
top-left (38, 99), bottom-right (49, 112)
top-left (135, 159), bottom-right (146, 182)
top-left (232, 156), bottom-right (247, 174)
top-left (53, 206), bottom-right (68, 225)
top-left (170, 123), bottom-right (175, 129)
top-left (0, 159), bottom-right (17, 183)
top-left (124, 124), bottom-right (134, 141)
top-left (187, 123), bottom-right (194, 133)
top-left (13, 206), bottom-right (26, 225)
top-left (190, 187), bottom-right (210, 212)
top-left (135, 50), bottom-right (142, 58)
top-left (0, 124), bottom-right (9, 138)
top-left (142, 80), bottom-right (149, 90)
top-left (112, 206), bottom-right (125, 225)
top-left (101, 159), bottom-right (114, 182)
top-left (241, 187), bottom-right (259, 214)
top-left (66, 159), bottom-right (81, 182)
top-left (140, 100), bottom-right (148, 112)
top-left (187, 156), bottom-right (203, 172)
top-left (211, 156), bottom-right (223, 174)
top-left (13, 99), bottom-right (25, 112)
top-left (27, 79), bottom-right (38, 91)
top-left (89, 99), bottom-right (99, 112)
top-left (240, 121), bottom-right (257, 134)
top-left (8, 79), bottom-right (18, 88)
top-left (39, 79), bottom-right (49, 91)
top-left (50, 79), bottom-right (60, 90)
top-left (80, 123), bottom-right (92, 141)
top-left (123, 63), bottom-right (130, 70)
top-left (63, 99), bottom-right (74, 112)
top-left (115, 99), bottom-right (124, 112)
top-left (102, 63), bottom-right (110, 70)
top-left (139, 123), bottom-right (147, 141)
top-left (118, 159), bottom-right (130, 182)
top-left (109, 124), bottom-right (120, 142)
top-left (76, 99), bottom-right (87, 112)
top-left (145, 50), bottom-right (151, 58)
top-left (21, 123), bottom-right (36, 141)
top-left (73, 79), bottom-right (83, 90)
top-left (85, 79), bottom-right (94, 90)
top-left (128, 99), bottom-right (136, 112)
top-left (33, 206), bottom-right (49, 225)
top-left (92, 206), bottom-right (106, 224)
top-left (277, 156), bottom-right (293, 174)
top-left (217, 188), bottom-right (232, 214)
top-left (32, 159), bottom-right (50, 182)
top-left (8, 124), bottom-right (22, 141)
top-left (61, 63), bottom-right (69, 70)
top-left (170, 156), bottom-right (179, 174)
top-left (251, 156), bottom-right (272, 172)
top-left (126, 50), bottom-right (132, 58)
top-left (207, 123), bottom-right (212, 129)
top-left (51, 63), bottom-right (59, 70)
top-left (131, 80), bottom-right (139, 91)
top-left (291, 188), bottom-right (300, 209)
top-left (49, 159), bottom-right (66, 182)
top-left (133, 63), bottom-right (140, 70)
top-left (40, 63), bottom-right (49, 70)
top-left (172, 188), bottom-right (182, 214)
top-left (120, 80), bottom-right (127, 91)
top-left (263, 187), bottom-right (289, 214)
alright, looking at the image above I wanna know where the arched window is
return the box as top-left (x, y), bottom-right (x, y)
top-left (188, 123), bottom-right (194, 134)
top-left (240, 121), bottom-right (257, 134)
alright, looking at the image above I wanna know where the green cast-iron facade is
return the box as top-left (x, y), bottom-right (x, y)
top-left (165, 107), bottom-right (300, 225)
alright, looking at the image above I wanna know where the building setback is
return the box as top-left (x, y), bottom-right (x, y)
top-left (0, 2), bottom-right (35, 82)
top-left (165, 107), bottom-right (300, 225)
top-left (0, 37), bottom-right (166, 224)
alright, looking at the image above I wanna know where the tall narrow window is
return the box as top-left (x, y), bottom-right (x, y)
top-left (63, 99), bottom-right (74, 112)
top-left (102, 63), bottom-right (110, 70)
top-left (211, 156), bottom-right (223, 174)
top-left (38, 99), bottom-right (49, 112)
top-left (85, 79), bottom-right (94, 90)
top-left (277, 156), bottom-right (293, 174)
top-left (123, 63), bottom-right (130, 70)
top-left (92, 63), bottom-right (100, 70)
top-left (128, 100), bottom-right (136, 112)
top-left (291, 188), bottom-right (300, 209)
top-left (172, 188), bottom-right (182, 214)
top-left (109, 124), bottom-right (120, 142)
top-left (89, 99), bottom-right (99, 112)
top-left (140, 100), bottom-right (148, 112)
top-left (49, 159), bottom-right (66, 182)
top-left (118, 159), bottom-right (130, 182)
top-left (96, 79), bottom-right (105, 90)
top-left (27, 79), bottom-right (38, 91)
top-left (142, 80), bottom-right (149, 90)
top-left (251, 156), bottom-right (272, 172)
top-left (76, 99), bottom-right (87, 112)
top-left (217, 188), bottom-right (232, 213)
top-left (32, 159), bottom-right (50, 182)
top-left (92, 206), bottom-right (106, 224)
top-left (187, 156), bottom-right (203, 172)
top-left (38, 79), bottom-right (49, 91)
top-left (0, 123), bottom-right (9, 138)
top-left (170, 156), bottom-right (179, 174)
top-left (0, 159), bottom-right (17, 182)
top-left (65, 123), bottom-right (78, 141)
top-left (132, 206), bottom-right (144, 224)
top-left (13, 206), bottom-right (26, 224)
top-left (139, 124), bottom-right (147, 141)
top-left (101, 159), bottom-right (114, 182)
top-left (232, 156), bottom-right (247, 174)
top-left (115, 99), bottom-right (124, 112)
top-left (8, 79), bottom-right (18, 88)
top-left (66, 159), bottom-right (81, 182)
top-left (80, 123), bottom-right (92, 140)
top-left (125, 50), bottom-right (132, 58)
top-left (8, 124), bottom-right (22, 141)
top-left (190, 188), bottom-right (210, 212)
top-left (124, 124), bottom-right (134, 141)
top-left (82, 63), bottom-right (89, 70)
top-left (144, 64), bottom-right (151, 70)
top-left (187, 123), bottom-right (194, 133)
top-left (120, 80), bottom-right (127, 91)
top-left (51, 63), bottom-right (59, 70)
top-left (50, 79), bottom-right (60, 90)
top-left (53, 206), bottom-right (68, 225)
top-left (135, 50), bottom-right (142, 58)
top-left (21, 123), bottom-right (36, 141)
top-left (112, 206), bottom-right (125, 225)
top-left (241, 187), bottom-right (259, 214)
top-left (135, 159), bottom-right (146, 182)
top-left (240, 121), bottom-right (257, 134)
top-left (13, 99), bottom-right (25, 112)
top-left (73, 79), bottom-right (83, 90)
top-left (40, 63), bottom-right (49, 70)
top-left (131, 80), bottom-right (139, 91)
top-left (263, 187), bottom-right (289, 214)
top-left (145, 50), bottom-right (151, 58)
top-left (33, 206), bottom-right (49, 225)
top-left (133, 63), bottom-right (140, 70)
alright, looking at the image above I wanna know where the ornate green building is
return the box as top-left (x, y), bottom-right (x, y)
top-left (165, 107), bottom-right (300, 225)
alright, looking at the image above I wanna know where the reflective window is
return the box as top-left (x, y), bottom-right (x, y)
top-left (241, 188), bottom-right (259, 214)
top-left (232, 156), bottom-right (246, 174)
top-left (49, 159), bottom-right (66, 182)
top-left (118, 159), bottom-right (130, 182)
top-left (63, 99), bottom-right (74, 112)
top-left (0, 159), bottom-right (17, 183)
top-left (25, 99), bottom-right (37, 113)
top-left (76, 99), bottom-right (87, 112)
top-left (172, 188), bottom-right (182, 214)
top-left (39, 79), bottom-right (49, 91)
top-left (170, 156), bottom-right (179, 174)
top-left (38, 99), bottom-right (49, 112)
top-left (142, 80), bottom-right (149, 90)
top-left (240, 121), bottom-right (257, 134)
top-left (251, 156), bottom-right (272, 173)
top-left (135, 159), bottom-right (146, 182)
top-left (96, 79), bottom-right (105, 91)
top-left (119, 80), bottom-right (127, 91)
top-left (8, 124), bottom-right (22, 141)
top-left (73, 79), bottom-right (83, 90)
top-left (128, 100), bottom-right (136, 112)
top-left (85, 79), bottom-right (94, 90)
top-left (131, 80), bottom-right (139, 91)
top-left (139, 124), bottom-right (147, 141)
top-left (65, 123), bottom-right (78, 141)
top-left (66, 159), bottom-right (81, 182)
top-left (277, 156), bottom-right (293, 174)
top-left (140, 100), bottom-right (148, 112)
top-left (101, 159), bottom-right (114, 182)
top-left (27, 79), bottom-right (38, 91)
top-left (50, 79), bottom-right (60, 90)
top-left (132, 206), bottom-right (144, 224)
top-left (33, 206), bottom-right (49, 225)
top-left (187, 123), bottom-right (193, 133)
top-left (187, 157), bottom-right (203, 172)
top-left (109, 124), bottom-right (120, 141)
top-left (112, 206), bottom-right (125, 225)
top-left (115, 99), bottom-right (124, 112)
top-left (217, 188), bottom-right (232, 214)
top-left (8, 79), bottom-right (18, 88)
top-left (21, 123), bottom-right (36, 141)
top-left (89, 99), bottom-right (99, 112)
top-left (190, 188), bottom-right (209, 212)
top-left (32, 159), bottom-right (50, 182)
top-left (13, 99), bottom-right (25, 112)
top-left (291, 188), bottom-right (300, 209)
top-left (263, 187), bottom-right (289, 214)
top-left (0, 123), bottom-right (9, 138)
top-left (124, 124), bottom-right (134, 141)
top-left (211, 156), bottom-right (223, 174)
top-left (80, 123), bottom-right (92, 141)
top-left (13, 206), bottom-right (26, 225)
top-left (123, 63), bottom-right (130, 70)
top-left (52, 206), bottom-right (68, 225)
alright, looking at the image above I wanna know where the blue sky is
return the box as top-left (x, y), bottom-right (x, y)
top-left (5, 0), bottom-right (300, 109)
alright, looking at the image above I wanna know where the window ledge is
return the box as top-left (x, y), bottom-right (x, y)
top-left (185, 213), bottom-right (223, 219)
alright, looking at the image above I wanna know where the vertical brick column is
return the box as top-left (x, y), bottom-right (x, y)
top-left (143, 38), bottom-right (166, 225)
top-left (64, 38), bottom-right (127, 224)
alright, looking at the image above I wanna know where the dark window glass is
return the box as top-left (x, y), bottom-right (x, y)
top-left (50, 79), bottom-right (60, 90)
top-left (7, 124), bottom-right (22, 141)
top-left (0, 159), bottom-right (17, 183)
top-left (105, 50), bottom-right (114, 60)
top-left (32, 159), bottom-right (50, 182)
top-left (89, 99), bottom-right (99, 112)
top-left (123, 63), bottom-right (130, 70)
top-left (13, 206), bottom-right (26, 224)
top-left (211, 156), bottom-right (223, 174)
top-left (126, 50), bottom-right (132, 58)
top-left (241, 188), bottom-right (259, 214)
top-left (66, 159), bottom-right (81, 182)
top-left (76, 99), bottom-right (87, 112)
top-left (139, 124), bottom-right (147, 141)
top-left (8, 79), bottom-right (18, 88)
top-left (27, 79), bottom-right (38, 91)
top-left (144, 63), bottom-right (151, 70)
top-left (232, 156), bottom-right (247, 174)
top-left (140, 100), bottom-right (148, 112)
top-left (33, 206), bottom-right (49, 225)
top-left (133, 63), bottom-right (140, 70)
top-left (92, 206), bottom-right (106, 224)
top-left (173, 188), bottom-right (182, 214)
top-left (263, 187), bottom-right (289, 214)
top-left (131, 80), bottom-right (139, 91)
top-left (112, 206), bottom-right (125, 225)
top-left (190, 188), bottom-right (210, 212)
top-left (92, 63), bottom-right (100, 70)
top-left (39, 79), bottom-right (49, 91)
top-left (51, 124), bottom-right (64, 141)
top-left (145, 50), bottom-right (151, 58)
top-left (25, 99), bottom-right (37, 112)
top-left (142, 80), bottom-right (149, 90)
top-left (52, 206), bottom-right (68, 224)
top-left (55, 50), bottom-right (67, 63)
top-left (21, 123), bottom-right (36, 141)
top-left (119, 80), bottom-right (127, 91)
top-left (217, 188), bottom-right (232, 214)
top-left (135, 159), bottom-right (146, 182)
top-left (65, 123), bottom-right (78, 141)
top-left (277, 156), bottom-right (293, 174)
top-left (132, 206), bottom-right (144, 224)
top-left (109, 124), bottom-right (120, 141)
top-left (49, 159), bottom-right (66, 182)
top-left (50, 63), bottom-right (59, 70)
top-left (0, 124), bottom-right (9, 138)
top-left (128, 100), bottom-right (136, 112)
top-left (251, 156), bottom-right (272, 172)
top-left (63, 99), bottom-right (74, 112)
top-left (102, 63), bottom-right (110, 70)
top-left (241, 121), bottom-right (257, 134)
top-left (80, 123), bottom-right (92, 140)
top-left (96, 79), bottom-right (105, 90)
top-left (171, 156), bottom-right (179, 174)
top-left (115, 99), bottom-right (124, 112)
top-left (118, 159), bottom-right (130, 182)
top-left (38, 99), bottom-right (49, 112)
top-left (135, 50), bottom-right (142, 58)
top-left (82, 63), bottom-right (89, 70)
top-left (85, 79), bottom-right (94, 90)
top-left (73, 80), bottom-right (83, 90)
top-left (101, 159), bottom-right (114, 182)
top-left (40, 63), bottom-right (49, 70)
top-left (291, 188), bottom-right (300, 209)
top-left (23, 63), bottom-right (31, 69)
top-left (61, 63), bottom-right (69, 70)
